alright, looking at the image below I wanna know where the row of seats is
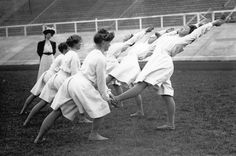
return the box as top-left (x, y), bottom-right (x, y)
top-left (0, 0), bottom-right (232, 26)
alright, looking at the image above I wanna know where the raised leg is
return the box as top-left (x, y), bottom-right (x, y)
top-left (116, 82), bottom-right (148, 101)
top-left (113, 84), bottom-right (124, 107)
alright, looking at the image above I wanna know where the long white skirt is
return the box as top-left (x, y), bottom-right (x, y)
top-left (135, 52), bottom-right (174, 87)
top-left (30, 70), bottom-right (56, 96)
top-left (109, 52), bottom-right (140, 85)
top-left (39, 70), bottom-right (70, 103)
top-left (37, 55), bottom-right (54, 80)
top-left (51, 72), bottom-right (111, 120)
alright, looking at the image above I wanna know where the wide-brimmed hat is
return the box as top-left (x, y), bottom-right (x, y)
top-left (43, 26), bottom-right (55, 36)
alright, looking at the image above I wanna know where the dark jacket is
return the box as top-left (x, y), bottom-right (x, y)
top-left (37, 40), bottom-right (56, 59)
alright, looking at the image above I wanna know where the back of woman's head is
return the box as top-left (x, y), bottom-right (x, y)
top-left (66, 35), bottom-right (82, 47)
top-left (94, 28), bottom-right (115, 44)
top-left (188, 25), bottom-right (197, 34)
top-left (58, 42), bottom-right (68, 53)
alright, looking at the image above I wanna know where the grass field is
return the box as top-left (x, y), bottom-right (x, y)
top-left (0, 65), bottom-right (236, 156)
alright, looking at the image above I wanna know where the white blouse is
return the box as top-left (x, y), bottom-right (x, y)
top-left (48, 54), bottom-right (64, 72)
top-left (60, 49), bottom-right (81, 75)
top-left (152, 23), bottom-right (214, 57)
top-left (106, 29), bottom-right (148, 61)
top-left (81, 49), bottom-right (109, 101)
top-left (43, 40), bottom-right (53, 53)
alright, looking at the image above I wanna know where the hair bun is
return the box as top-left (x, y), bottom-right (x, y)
top-left (98, 28), bottom-right (109, 34)
top-left (94, 29), bottom-right (114, 44)
top-left (66, 34), bottom-right (82, 47)
top-left (188, 25), bottom-right (197, 34)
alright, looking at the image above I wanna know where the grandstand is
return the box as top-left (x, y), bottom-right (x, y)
top-left (0, 0), bottom-right (235, 65)
top-left (0, 0), bottom-right (232, 26)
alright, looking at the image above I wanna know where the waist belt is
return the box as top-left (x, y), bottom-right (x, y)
top-left (43, 52), bottom-right (53, 55)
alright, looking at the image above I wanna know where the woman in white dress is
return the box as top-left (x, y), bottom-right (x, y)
top-left (106, 34), bottom-right (133, 103)
top-left (107, 27), bottom-right (173, 116)
top-left (20, 42), bottom-right (69, 115)
top-left (34, 29), bottom-right (115, 143)
top-left (112, 19), bottom-right (225, 130)
top-left (106, 27), bottom-right (154, 117)
top-left (37, 27), bottom-right (56, 80)
top-left (23, 35), bottom-right (83, 126)
top-left (106, 31), bottom-right (150, 108)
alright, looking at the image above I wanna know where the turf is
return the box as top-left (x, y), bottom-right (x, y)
top-left (0, 68), bottom-right (236, 156)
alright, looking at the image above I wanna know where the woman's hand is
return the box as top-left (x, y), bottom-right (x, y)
top-left (145, 26), bottom-right (154, 33)
top-left (212, 19), bottom-right (225, 26)
top-left (108, 93), bottom-right (119, 108)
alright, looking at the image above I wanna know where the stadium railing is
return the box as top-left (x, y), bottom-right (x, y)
top-left (0, 9), bottom-right (235, 38)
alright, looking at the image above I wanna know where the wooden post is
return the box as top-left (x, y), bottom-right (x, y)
top-left (183, 14), bottom-right (186, 25)
top-left (160, 16), bottom-right (163, 28)
top-left (74, 22), bottom-right (77, 33)
top-left (53, 24), bottom-right (57, 34)
top-left (6, 27), bottom-right (8, 37)
top-left (139, 18), bottom-right (142, 30)
top-left (212, 12), bottom-right (215, 21)
top-left (95, 18), bottom-right (98, 32)
top-left (24, 26), bottom-right (27, 36)
top-left (115, 20), bottom-right (118, 31)
top-left (197, 13), bottom-right (200, 23)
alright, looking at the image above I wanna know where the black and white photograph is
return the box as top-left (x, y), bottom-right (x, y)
top-left (0, 0), bottom-right (236, 155)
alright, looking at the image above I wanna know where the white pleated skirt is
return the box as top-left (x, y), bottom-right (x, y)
top-left (39, 70), bottom-right (70, 103)
top-left (109, 52), bottom-right (140, 85)
top-left (37, 54), bottom-right (54, 80)
top-left (30, 70), bottom-right (56, 96)
top-left (51, 72), bottom-right (111, 120)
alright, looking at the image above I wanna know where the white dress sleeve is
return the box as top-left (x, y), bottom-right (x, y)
top-left (96, 56), bottom-right (110, 101)
top-left (162, 30), bottom-right (178, 37)
top-left (53, 54), bottom-right (64, 72)
top-left (124, 30), bottom-right (146, 45)
top-left (70, 54), bottom-right (81, 75)
top-left (178, 23), bottom-right (213, 46)
top-left (169, 23), bottom-right (214, 57)
top-left (157, 29), bottom-right (168, 35)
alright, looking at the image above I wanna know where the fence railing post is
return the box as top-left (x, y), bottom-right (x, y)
top-left (183, 14), bottom-right (186, 25)
top-left (24, 26), bottom-right (27, 36)
top-left (74, 22), bottom-right (77, 33)
top-left (6, 27), bottom-right (8, 37)
top-left (1, 9), bottom-right (234, 38)
top-left (53, 24), bottom-right (57, 34)
top-left (139, 18), bottom-right (142, 30)
top-left (160, 16), bottom-right (163, 28)
top-left (115, 19), bottom-right (118, 31)
top-left (95, 18), bottom-right (98, 32)
top-left (212, 12), bottom-right (215, 21)
top-left (42, 25), bottom-right (45, 32)
top-left (197, 13), bottom-right (201, 23)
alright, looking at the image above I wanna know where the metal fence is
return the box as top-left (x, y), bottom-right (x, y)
top-left (0, 9), bottom-right (235, 37)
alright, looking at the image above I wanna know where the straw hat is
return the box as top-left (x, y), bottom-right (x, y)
top-left (43, 26), bottom-right (55, 36)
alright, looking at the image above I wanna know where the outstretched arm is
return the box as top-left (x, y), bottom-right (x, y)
top-left (171, 19), bottom-right (225, 56)
top-left (180, 19), bottom-right (225, 46)
top-left (124, 27), bottom-right (154, 45)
